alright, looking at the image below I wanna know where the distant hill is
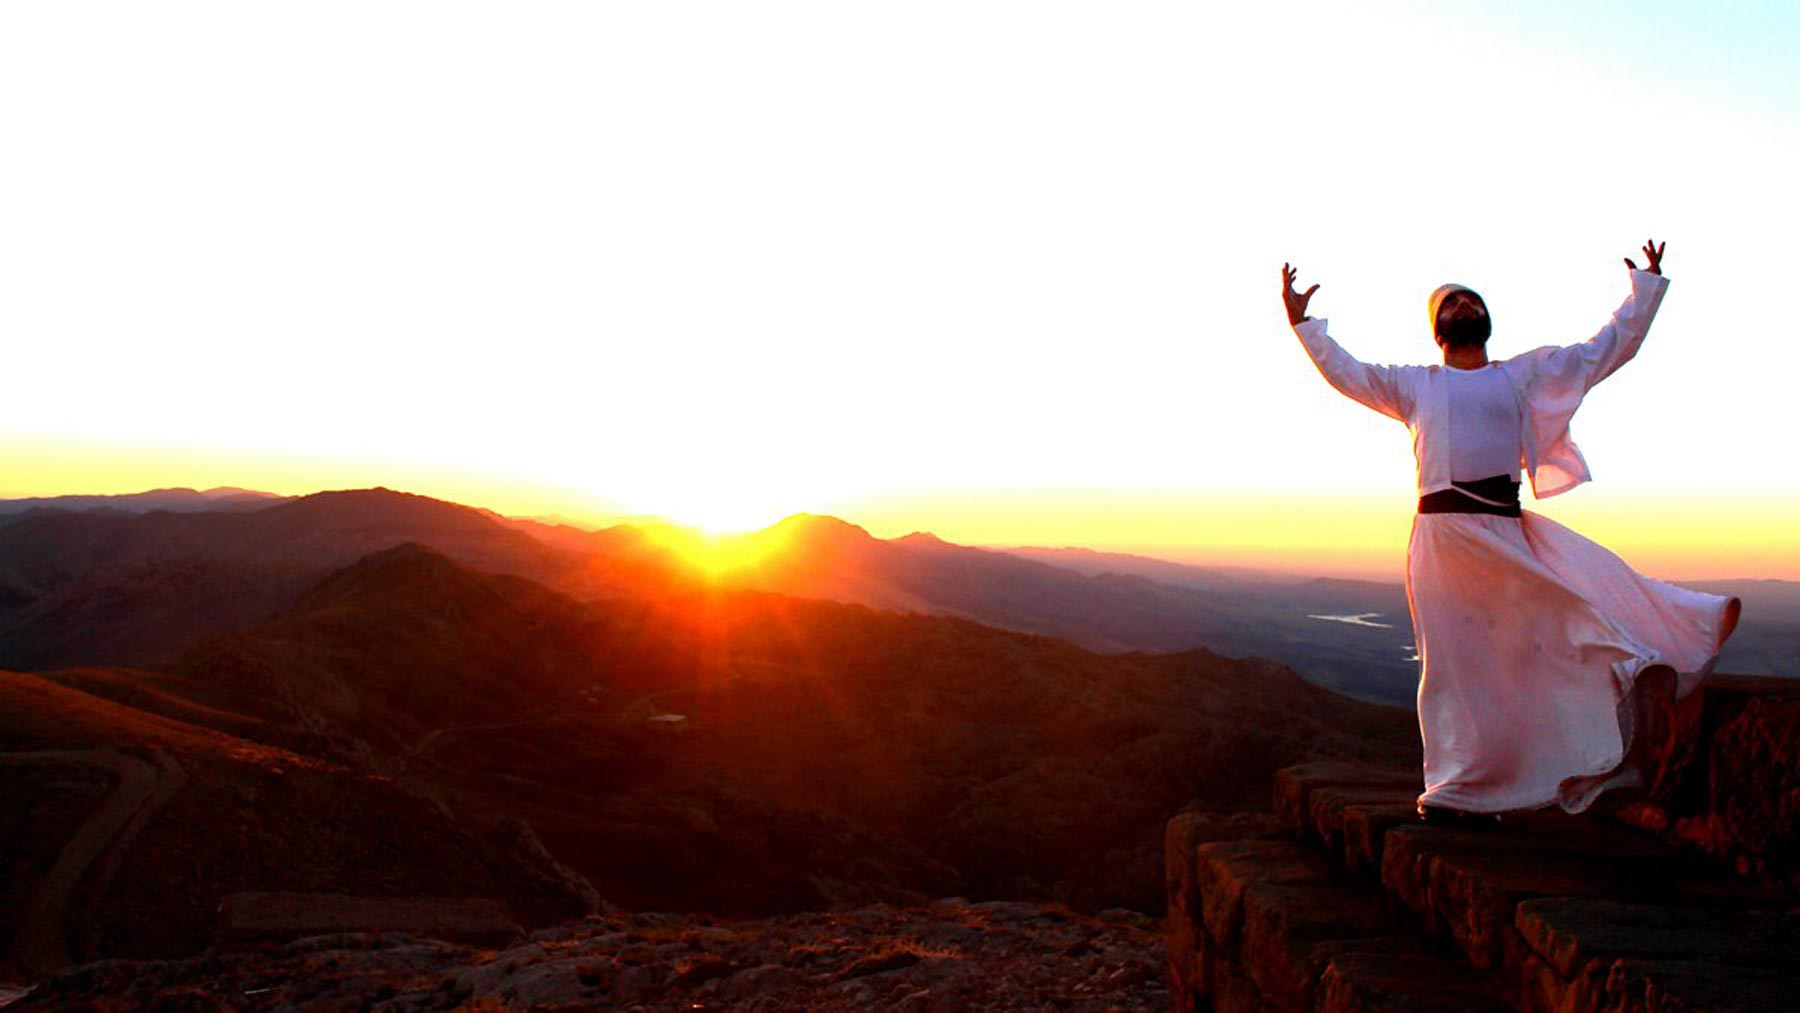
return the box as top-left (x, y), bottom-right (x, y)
top-left (1689, 579), bottom-right (1800, 677)
top-left (175, 542), bottom-right (636, 756)
top-left (0, 486), bottom-right (285, 516)
top-left (620, 514), bottom-right (1422, 704)
top-left (5, 482), bottom-right (1788, 993)
top-left (5, 487), bottom-right (1790, 701)
top-left (996, 545), bottom-right (1288, 590)
top-left (0, 488), bottom-right (583, 671)
top-left (160, 545), bottom-right (1417, 920)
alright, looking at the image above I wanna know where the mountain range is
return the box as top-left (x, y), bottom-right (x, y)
top-left (4, 487), bottom-right (1791, 702)
top-left (0, 490), bottom-right (1422, 978)
top-left (0, 484), bottom-right (1790, 983)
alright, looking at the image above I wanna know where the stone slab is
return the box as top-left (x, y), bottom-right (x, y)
top-left (1191, 839), bottom-right (1333, 950)
top-left (1317, 952), bottom-right (1512, 1012)
top-left (1602, 957), bottom-right (1800, 1011)
top-left (1274, 763), bottom-right (1420, 836)
top-left (1515, 897), bottom-right (1800, 978)
top-left (1340, 801), bottom-right (1425, 874)
top-left (1238, 879), bottom-right (1414, 1010)
top-left (1305, 785), bottom-right (1420, 871)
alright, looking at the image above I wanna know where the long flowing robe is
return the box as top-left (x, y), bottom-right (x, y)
top-left (1291, 269), bottom-right (1739, 813)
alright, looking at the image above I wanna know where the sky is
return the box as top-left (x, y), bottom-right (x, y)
top-left (4, 1), bottom-right (1798, 579)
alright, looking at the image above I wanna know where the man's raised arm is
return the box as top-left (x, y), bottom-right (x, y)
top-left (1534, 239), bottom-right (1673, 392)
top-left (1283, 263), bottom-right (1411, 422)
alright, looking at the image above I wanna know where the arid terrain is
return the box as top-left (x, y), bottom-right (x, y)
top-left (0, 486), bottom-right (1491, 1006)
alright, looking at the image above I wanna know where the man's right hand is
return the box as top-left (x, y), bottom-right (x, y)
top-left (1282, 263), bottom-right (1319, 325)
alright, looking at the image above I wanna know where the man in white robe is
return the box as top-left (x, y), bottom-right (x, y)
top-left (1281, 241), bottom-right (1740, 821)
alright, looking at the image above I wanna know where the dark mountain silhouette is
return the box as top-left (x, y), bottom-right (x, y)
top-left (157, 544), bottom-right (1416, 923)
top-left (0, 488), bottom-right (1455, 703)
top-left (0, 557), bottom-right (320, 672)
top-left (160, 544), bottom-right (962, 915)
top-left (7, 487), bottom-right (1791, 707)
top-left (997, 545), bottom-right (1289, 590)
top-left (0, 531), bottom-right (1418, 971)
top-left (0, 486), bottom-right (284, 517)
top-left (600, 517), bottom-right (1797, 699)
top-left (624, 514), bottom-right (1422, 703)
top-left (0, 489), bottom-right (584, 670)
top-left (1, 483), bottom-right (1791, 1006)
top-left (174, 542), bottom-right (637, 756)
top-left (1689, 579), bottom-right (1800, 677)
top-left (0, 487), bottom-right (567, 585)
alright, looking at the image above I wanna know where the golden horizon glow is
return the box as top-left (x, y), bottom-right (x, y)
top-left (7, 4), bottom-right (1799, 591)
top-left (638, 522), bottom-right (795, 579)
top-left (3, 435), bottom-right (1797, 583)
top-left (619, 499), bottom-right (807, 540)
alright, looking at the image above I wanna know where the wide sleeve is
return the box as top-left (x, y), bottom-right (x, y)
top-left (1529, 269), bottom-right (1670, 393)
top-left (1292, 317), bottom-right (1413, 422)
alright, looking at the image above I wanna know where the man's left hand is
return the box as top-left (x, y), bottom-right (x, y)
top-left (1624, 238), bottom-right (1666, 276)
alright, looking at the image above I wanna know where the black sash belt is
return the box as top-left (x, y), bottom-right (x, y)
top-left (1418, 475), bottom-right (1522, 518)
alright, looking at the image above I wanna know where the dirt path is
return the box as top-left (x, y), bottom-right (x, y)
top-left (1, 750), bottom-right (185, 979)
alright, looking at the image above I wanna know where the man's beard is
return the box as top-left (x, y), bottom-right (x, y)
top-left (1437, 314), bottom-right (1491, 350)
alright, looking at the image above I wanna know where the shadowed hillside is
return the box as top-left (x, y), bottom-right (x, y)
top-left (0, 669), bottom-right (596, 981)
top-left (558, 513), bottom-right (1425, 703)
top-left (164, 544), bottom-right (1417, 917)
top-left (0, 489), bottom-right (583, 670)
top-left (0, 538), bottom-right (1419, 985)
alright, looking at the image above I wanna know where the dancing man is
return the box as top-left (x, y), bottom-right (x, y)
top-left (1281, 241), bottom-right (1740, 821)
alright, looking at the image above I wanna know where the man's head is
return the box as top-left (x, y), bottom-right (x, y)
top-left (1430, 283), bottom-right (1491, 350)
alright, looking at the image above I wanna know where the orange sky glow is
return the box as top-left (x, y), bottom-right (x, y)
top-left (4, 435), bottom-right (1794, 583)
top-left (5, 4), bottom-right (1799, 587)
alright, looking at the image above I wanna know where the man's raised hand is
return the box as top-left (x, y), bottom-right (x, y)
top-left (1282, 263), bottom-right (1319, 325)
top-left (1624, 238), bottom-right (1666, 276)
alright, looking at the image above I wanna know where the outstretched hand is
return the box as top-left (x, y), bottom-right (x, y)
top-left (1282, 263), bottom-right (1319, 325)
top-left (1624, 238), bottom-right (1666, 276)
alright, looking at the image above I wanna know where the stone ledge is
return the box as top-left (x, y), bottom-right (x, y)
top-left (1600, 957), bottom-right (1800, 1011)
top-left (1274, 763), bottom-right (1421, 837)
top-left (1194, 840), bottom-right (1332, 950)
top-left (1176, 739), bottom-right (1800, 1013)
top-left (1317, 952), bottom-right (1513, 1012)
top-left (1163, 809), bottom-right (1286, 1010)
top-left (1515, 897), bottom-right (1800, 977)
top-left (1305, 785), bottom-right (1423, 873)
top-left (1175, 835), bottom-right (1505, 1011)
top-left (1384, 823), bottom-right (1774, 973)
top-left (1626, 673), bottom-right (1800, 887)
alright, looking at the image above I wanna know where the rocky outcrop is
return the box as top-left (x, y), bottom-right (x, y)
top-left (1619, 674), bottom-right (1800, 887)
top-left (8, 899), bottom-right (1166, 1010)
top-left (1168, 702), bottom-right (1800, 1013)
top-left (1166, 768), bottom-right (1509, 1012)
top-left (216, 894), bottom-right (521, 947)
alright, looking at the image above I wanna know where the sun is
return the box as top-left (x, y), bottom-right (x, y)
top-left (605, 482), bottom-right (809, 575)
top-left (640, 522), bottom-right (793, 578)
top-left (613, 482), bottom-right (801, 539)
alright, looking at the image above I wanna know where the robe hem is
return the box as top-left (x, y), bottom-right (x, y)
top-left (1414, 592), bottom-right (1740, 817)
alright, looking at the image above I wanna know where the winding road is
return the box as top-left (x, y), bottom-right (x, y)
top-left (1, 750), bottom-right (186, 979)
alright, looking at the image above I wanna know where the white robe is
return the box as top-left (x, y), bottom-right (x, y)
top-left (1292, 270), bottom-right (1739, 814)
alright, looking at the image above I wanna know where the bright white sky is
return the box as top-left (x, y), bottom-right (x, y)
top-left (4, 2), bottom-right (1798, 553)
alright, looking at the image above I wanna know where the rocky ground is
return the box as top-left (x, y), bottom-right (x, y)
top-left (7, 899), bottom-right (1166, 1011)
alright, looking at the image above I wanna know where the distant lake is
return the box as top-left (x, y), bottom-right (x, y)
top-left (1304, 612), bottom-right (1421, 666)
top-left (1306, 612), bottom-right (1394, 629)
